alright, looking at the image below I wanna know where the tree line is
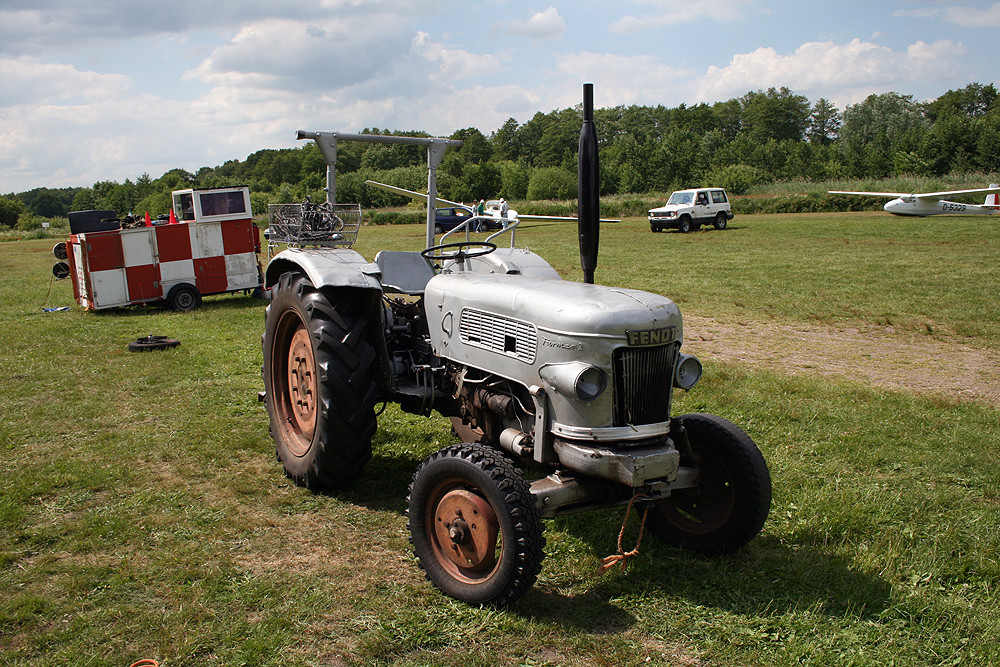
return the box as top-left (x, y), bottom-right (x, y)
top-left (3, 82), bottom-right (998, 228)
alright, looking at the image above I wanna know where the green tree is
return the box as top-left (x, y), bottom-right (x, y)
top-left (71, 189), bottom-right (98, 211)
top-left (840, 92), bottom-right (929, 176)
top-left (0, 196), bottom-right (24, 228)
top-left (536, 108), bottom-right (581, 169)
top-left (490, 118), bottom-right (522, 162)
top-left (526, 166), bottom-right (576, 200)
top-left (924, 82), bottom-right (999, 122)
top-left (451, 127), bottom-right (492, 164)
top-left (498, 161), bottom-right (531, 199)
top-left (741, 87), bottom-right (811, 142)
top-left (462, 162), bottom-right (502, 199)
top-left (808, 98), bottom-right (841, 145)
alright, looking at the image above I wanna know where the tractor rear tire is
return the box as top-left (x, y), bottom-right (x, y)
top-left (648, 413), bottom-right (770, 555)
top-left (262, 272), bottom-right (380, 489)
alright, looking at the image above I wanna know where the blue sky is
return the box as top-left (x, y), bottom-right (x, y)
top-left (2, 0), bottom-right (999, 193)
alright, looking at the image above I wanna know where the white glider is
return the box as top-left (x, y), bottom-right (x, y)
top-left (829, 185), bottom-right (1000, 217)
top-left (365, 179), bottom-right (619, 224)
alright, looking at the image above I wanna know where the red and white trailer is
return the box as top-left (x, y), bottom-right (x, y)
top-left (60, 186), bottom-right (263, 311)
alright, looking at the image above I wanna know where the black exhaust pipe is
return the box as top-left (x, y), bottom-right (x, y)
top-left (578, 83), bottom-right (600, 284)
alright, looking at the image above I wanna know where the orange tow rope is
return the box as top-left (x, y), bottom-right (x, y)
top-left (598, 493), bottom-right (650, 574)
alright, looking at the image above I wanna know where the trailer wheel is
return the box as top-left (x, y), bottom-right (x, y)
top-left (648, 413), bottom-right (770, 555)
top-left (407, 442), bottom-right (545, 606)
top-left (262, 272), bottom-right (379, 489)
top-left (167, 284), bottom-right (201, 312)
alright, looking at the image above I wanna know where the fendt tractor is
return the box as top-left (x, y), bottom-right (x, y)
top-left (261, 85), bottom-right (771, 606)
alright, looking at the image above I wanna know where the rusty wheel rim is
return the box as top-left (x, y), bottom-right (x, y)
top-left (657, 450), bottom-right (735, 534)
top-left (428, 483), bottom-right (501, 580)
top-left (286, 326), bottom-right (317, 444)
top-left (271, 308), bottom-right (317, 458)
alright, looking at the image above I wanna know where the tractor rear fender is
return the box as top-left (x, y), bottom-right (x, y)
top-left (265, 248), bottom-right (383, 292)
top-left (265, 248), bottom-right (391, 390)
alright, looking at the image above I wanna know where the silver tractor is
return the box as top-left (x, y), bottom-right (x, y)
top-left (261, 87), bottom-right (770, 606)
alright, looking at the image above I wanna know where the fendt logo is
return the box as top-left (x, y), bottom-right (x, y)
top-left (626, 326), bottom-right (677, 346)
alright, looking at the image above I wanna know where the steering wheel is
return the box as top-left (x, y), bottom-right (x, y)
top-left (420, 241), bottom-right (497, 262)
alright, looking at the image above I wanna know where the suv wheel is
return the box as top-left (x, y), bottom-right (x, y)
top-left (714, 212), bottom-right (728, 230)
top-left (677, 216), bottom-right (691, 233)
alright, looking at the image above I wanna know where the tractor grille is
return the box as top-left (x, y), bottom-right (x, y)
top-left (613, 343), bottom-right (680, 426)
top-left (459, 308), bottom-right (537, 364)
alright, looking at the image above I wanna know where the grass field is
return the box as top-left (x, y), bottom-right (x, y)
top-left (2, 212), bottom-right (999, 666)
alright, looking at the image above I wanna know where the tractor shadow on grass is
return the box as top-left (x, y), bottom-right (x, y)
top-left (527, 513), bottom-right (892, 625)
top-left (327, 425), bottom-right (455, 514)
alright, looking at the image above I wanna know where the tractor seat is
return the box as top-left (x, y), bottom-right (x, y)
top-left (373, 250), bottom-right (437, 295)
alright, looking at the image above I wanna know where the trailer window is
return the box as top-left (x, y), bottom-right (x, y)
top-left (198, 191), bottom-right (247, 217)
top-left (174, 193), bottom-right (195, 221)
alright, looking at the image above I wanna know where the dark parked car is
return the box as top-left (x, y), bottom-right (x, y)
top-left (434, 206), bottom-right (501, 234)
top-left (434, 206), bottom-right (474, 234)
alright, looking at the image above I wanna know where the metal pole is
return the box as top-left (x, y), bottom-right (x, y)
top-left (426, 140), bottom-right (450, 249)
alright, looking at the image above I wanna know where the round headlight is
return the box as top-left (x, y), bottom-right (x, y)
top-left (674, 353), bottom-right (702, 390)
top-left (575, 366), bottom-right (607, 402)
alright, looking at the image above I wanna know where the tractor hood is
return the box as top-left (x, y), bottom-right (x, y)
top-left (423, 272), bottom-right (683, 383)
top-left (425, 273), bottom-right (681, 341)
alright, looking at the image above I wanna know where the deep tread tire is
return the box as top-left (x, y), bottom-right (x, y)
top-left (407, 442), bottom-right (545, 607)
top-left (714, 212), bottom-right (728, 230)
top-left (262, 272), bottom-right (379, 489)
top-left (648, 413), bottom-right (770, 555)
top-left (677, 216), bottom-right (691, 233)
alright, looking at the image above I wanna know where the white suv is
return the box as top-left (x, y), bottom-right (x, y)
top-left (648, 188), bottom-right (733, 233)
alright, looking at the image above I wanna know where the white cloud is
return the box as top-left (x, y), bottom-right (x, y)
top-left (610, 0), bottom-right (750, 33)
top-left (411, 31), bottom-right (505, 83)
top-left (506, 7), bottom-right (567, 39)
top-left (692, 38), bottom-right (968, 105)
top-left (186, 17), bottom-right (413, 92)
top-left (895, 2), bottom-right (1000, 28)
top-left (0, 57), bottom-right (132, 107)
top-left (555, 52), bottom-right (694, 107)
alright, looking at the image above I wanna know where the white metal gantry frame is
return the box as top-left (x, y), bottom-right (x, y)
top-left (296, 130), bottom-right (463, 250)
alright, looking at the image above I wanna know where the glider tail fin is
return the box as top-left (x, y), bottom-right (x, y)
top-left (987, 184), bottom-right (1000, 210)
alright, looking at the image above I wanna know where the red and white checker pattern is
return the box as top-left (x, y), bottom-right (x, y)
top-left (68, 219), bottom-right (260, 310)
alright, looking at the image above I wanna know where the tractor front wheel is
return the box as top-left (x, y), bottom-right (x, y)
top-left (648, 413), bottom-right (770, 554)
top-left (407, 442), bottom-right (545, 606)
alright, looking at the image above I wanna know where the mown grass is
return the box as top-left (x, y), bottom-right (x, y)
top-left (1, 213), bottom-right (998, 666)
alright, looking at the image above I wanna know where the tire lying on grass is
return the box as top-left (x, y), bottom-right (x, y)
top-left (127, 335), bottom-right (181, 352)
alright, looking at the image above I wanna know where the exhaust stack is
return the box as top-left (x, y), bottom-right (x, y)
top-left (578, 83), bottom-right (600, 284)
